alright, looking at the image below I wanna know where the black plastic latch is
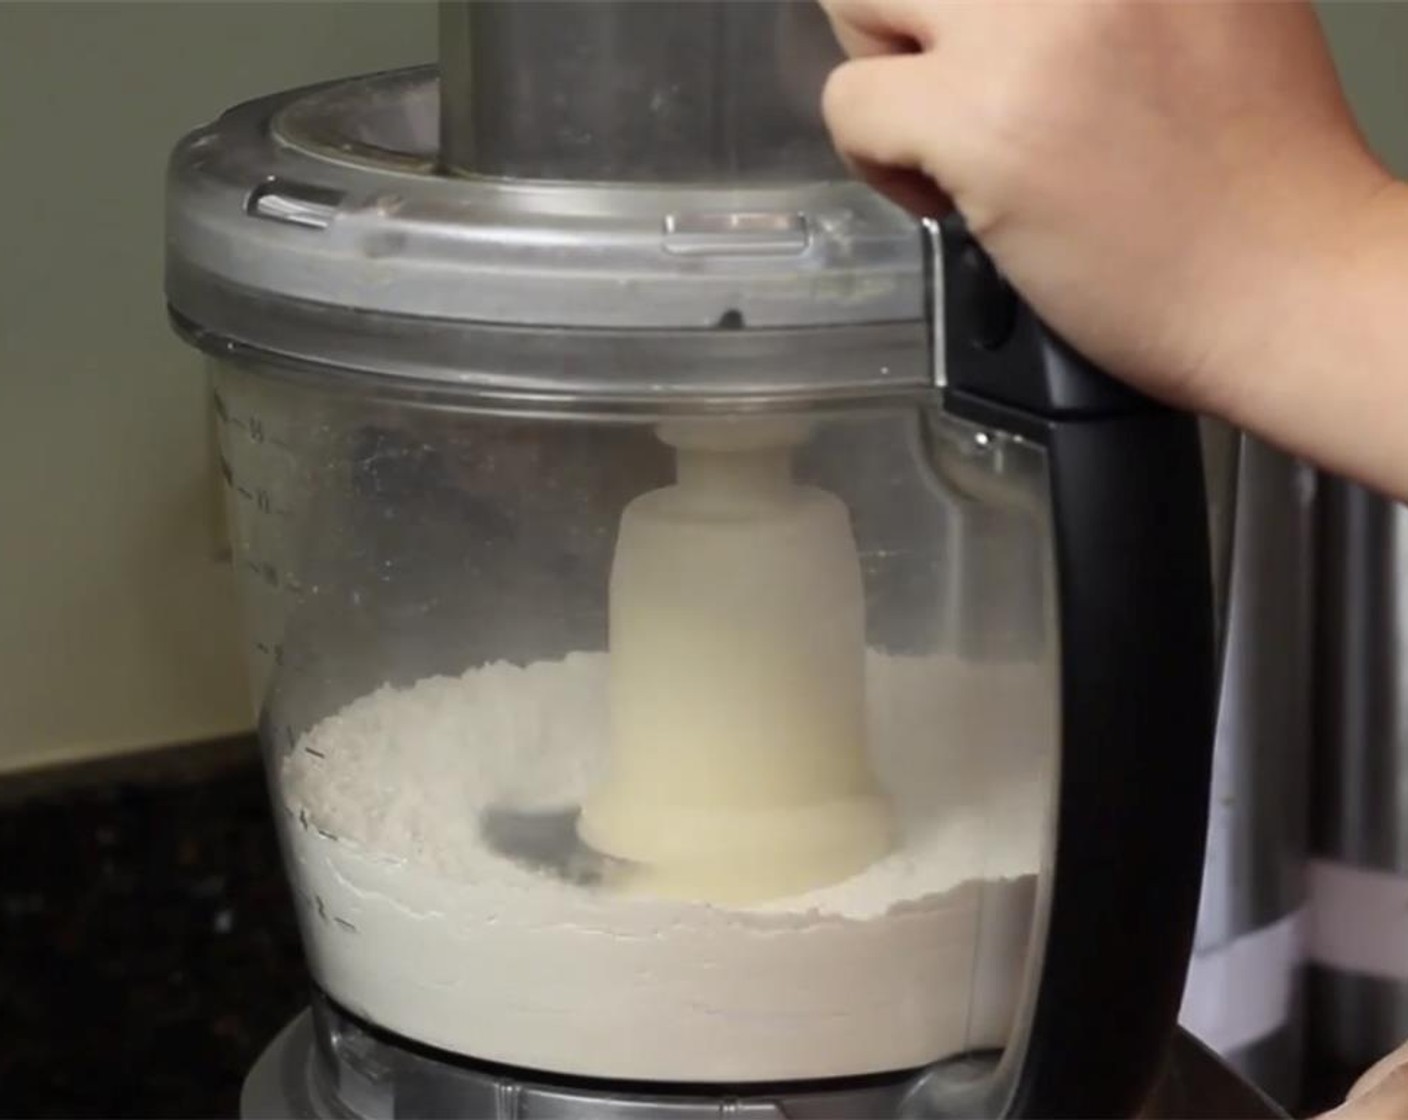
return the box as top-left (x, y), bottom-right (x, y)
top-left (954, 236), bottom-right (1018, 352)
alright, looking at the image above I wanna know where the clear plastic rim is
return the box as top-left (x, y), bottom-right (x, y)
top-left (175, 310), bottom-right (933, 422)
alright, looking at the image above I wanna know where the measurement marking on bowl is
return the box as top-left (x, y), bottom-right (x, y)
top-left (243, 559), bottom-right (281, 588)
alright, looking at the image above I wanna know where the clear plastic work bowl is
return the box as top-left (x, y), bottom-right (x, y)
top-left (212, 354), bottom-right (1058, 1084)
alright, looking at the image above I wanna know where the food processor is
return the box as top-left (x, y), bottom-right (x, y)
top-left (164, 3), bottom-right (1282, 1116)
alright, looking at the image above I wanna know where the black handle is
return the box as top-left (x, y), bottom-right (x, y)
top-left (936, 219), bottom-right (1217, 1118)
top-left (1028, 408), bottom-right (1214, 1118)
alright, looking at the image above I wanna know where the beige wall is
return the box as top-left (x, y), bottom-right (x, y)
top-left (0, 2), bottom-right (434, 773)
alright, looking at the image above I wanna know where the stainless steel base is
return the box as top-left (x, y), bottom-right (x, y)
top-left (242, 999), bottom-right (1287, 1119)
top-left (242, 1014), bottom-right (328, 1120)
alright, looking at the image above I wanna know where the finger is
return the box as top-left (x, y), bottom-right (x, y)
top-left (1323, 1060), bottom-right (1408, 1120)
top-left (823, 52), bottom-right (955, 216)
top-left (853, 159), bottom-right (953, 219)
top-left (822, 52), bottom-right (950, 177)
top-left (820, 0), bottom-right (940, 57)
top-left (1348, 1039), bottom-right (1408, 1102)
top-left (827, 13), bottom-right (908, 60)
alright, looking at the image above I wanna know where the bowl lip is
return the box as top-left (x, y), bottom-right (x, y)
top-left (165, 67), bottom-right (930, 389)
top-left (171, 299), bottom-right (932, 415)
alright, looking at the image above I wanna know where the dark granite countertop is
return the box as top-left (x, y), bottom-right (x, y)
top-left (0, 739), bottom-right (1361, 1120)
top-left (0, 740), bottom-right (307, 1118)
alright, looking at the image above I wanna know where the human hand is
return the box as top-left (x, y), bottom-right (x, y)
top-left (819, 1), bottom-right (1393, 417)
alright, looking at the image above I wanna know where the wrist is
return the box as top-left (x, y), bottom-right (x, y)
top-left (1189, 154), bottom-right (1401, 427)
top-left (1202, 157), bottom-right (1408, 489)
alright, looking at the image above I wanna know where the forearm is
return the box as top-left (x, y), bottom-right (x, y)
top-left (1212, 178), bottom-right (1408, 501)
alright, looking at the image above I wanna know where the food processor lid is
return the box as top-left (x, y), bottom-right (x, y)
top-left (165, 63), bottom-right (930, 400)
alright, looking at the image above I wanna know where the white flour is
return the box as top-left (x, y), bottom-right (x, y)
top-left (281, 651), bottom-right (1051, 1081)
